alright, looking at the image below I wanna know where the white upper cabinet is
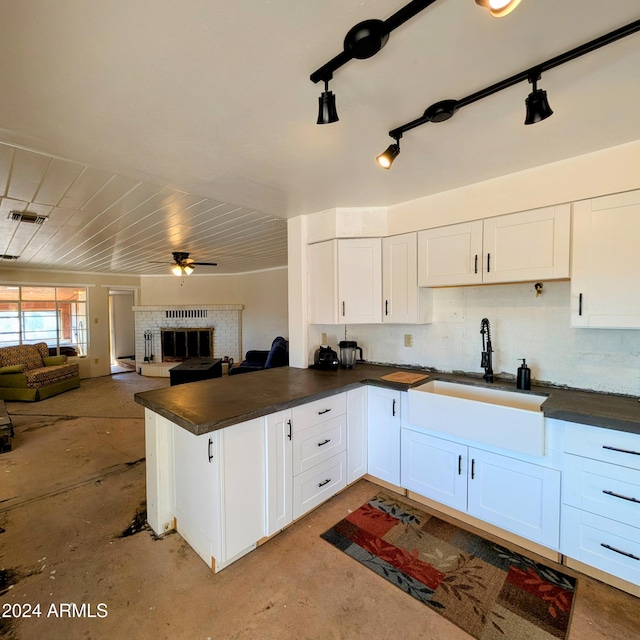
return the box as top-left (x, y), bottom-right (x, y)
top-left (418, 220), bottom-right (483, 287)
top-left (571, 190), bottom-right (640, 329)
top-left (382, 232), bottom-right (432, 324)
top-left (307, 238), bottom-right (382, 324)
top-left (418, 206), bottom-right (571, 287)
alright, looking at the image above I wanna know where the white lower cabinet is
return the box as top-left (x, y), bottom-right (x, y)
top-left (173, 416), bottom-right (266, 572)
top-left (561, 422), bottom-right (640, 586)
top-left (347, 386), bottom-right (368, 483)
top-left (401, 428), bottom-right (561, 549)
top-left (291, 393), bottom-right (348, 519)
top-left (265, 409), bottom-right (293, 537)
top-left (367, 386), bottom-right (401, 485)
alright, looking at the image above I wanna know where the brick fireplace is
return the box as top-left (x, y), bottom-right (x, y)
top-left (133, 304), bottom-right (242, 376)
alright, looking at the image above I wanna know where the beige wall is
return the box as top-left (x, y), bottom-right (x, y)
top-left (140, 268), bottom-right (288, 355)
top-left (0, 268), bottom-right (140, 378)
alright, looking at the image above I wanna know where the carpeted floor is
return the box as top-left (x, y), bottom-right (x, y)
top-left (322, 492), bottom-right (577, 640)
top-left (5, 372), bottom-right (169, 419)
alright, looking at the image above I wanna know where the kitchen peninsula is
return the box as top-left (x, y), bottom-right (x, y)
top-left (135, 364), bottom-right (640, 594)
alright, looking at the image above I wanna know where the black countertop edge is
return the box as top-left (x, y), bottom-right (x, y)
top-left (135, 364), bottom-right (640, 437)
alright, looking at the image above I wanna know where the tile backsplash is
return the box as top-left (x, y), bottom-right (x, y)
top-left (309, 281), bottom-right (640, 396)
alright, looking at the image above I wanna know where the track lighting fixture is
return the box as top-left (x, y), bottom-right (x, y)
top-left (475, 0), bottom-right (522, 18)
top-left (310, 0), bottom-right (524, 124)
top-left (376, 137), bottom-right (402, 169)
top-left (524, 72), bottom-right (553, 125)
top-left (377, 17), bottom-right (640, 169)
top-left (317, 79), bottom-right (339, 124)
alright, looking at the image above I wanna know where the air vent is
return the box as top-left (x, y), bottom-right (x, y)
top-left (9, 211), bottom-right (48, 224)
top-left (0, 254), bottom-right (19, 260)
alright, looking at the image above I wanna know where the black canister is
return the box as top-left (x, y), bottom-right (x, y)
top-left (516, 359), bottom-right (531, 390)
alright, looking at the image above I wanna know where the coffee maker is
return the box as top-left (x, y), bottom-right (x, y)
top-left (338, 340), bottom-right (363, 368)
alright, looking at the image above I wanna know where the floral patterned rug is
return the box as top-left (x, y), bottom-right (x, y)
top-left (321, 493), bottom-right (576, 639)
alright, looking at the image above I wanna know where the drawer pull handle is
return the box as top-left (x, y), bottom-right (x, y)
top-left (603, 489), bottom-right (640, 504)
top-left (318, 478), bottom-right (331, 487)
top-left (600, 543), bottom-right (640, 562)
top-left (318, 408), bottom-right (331, 415)
top-left (318, 439), bottom-right (331, 447)
top-left (603, 445), bottom-right (640, 457)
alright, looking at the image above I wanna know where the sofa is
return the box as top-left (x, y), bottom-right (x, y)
top-left (229, 336), bottom-right (289, 376)
top-left (0, 342), bottom-right (80, 401)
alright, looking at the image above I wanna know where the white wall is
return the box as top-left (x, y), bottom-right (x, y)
top-left (140, 268), bottom-right (288, 354)
top-left (293, 139), bottom-right (640, 397)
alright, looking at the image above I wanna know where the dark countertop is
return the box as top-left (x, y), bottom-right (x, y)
top-left (134, 364), bottom-right (640, 437)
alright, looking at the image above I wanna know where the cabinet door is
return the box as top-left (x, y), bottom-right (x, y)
top-left (417, 221), bottom-right (483, 287)
top-left (173, 425), bottom-right (219, 568)
top-left (401, 429), bottom-right (467, 511)
top-left (482, 205), bottom-right (571, 284)
top-left (467, 448), bottom-right (560, 549)
top-left (367, 386), bottom-right (401, 485)
top-left (265, 410), bottom-right (293, 536)
top-left (571, 191), bottom-right (640, 328)
top-left (347, 386), bottom-right (368, 483)
top-left (220, 417), bottom-right (266, 563)
top-left (307, 240), bottom-right (338, 324)
top-left (382, 233), bottom-right (418, 324)
top-left (338, 238), bottom-right (382, 324)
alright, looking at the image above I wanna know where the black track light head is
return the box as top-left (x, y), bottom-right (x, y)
top-left (376, 137), bottom-right (401, 170)
top-left (317, 79), bottom-right (339, 125)
top-left (524, 73), bottom-right (553, 125)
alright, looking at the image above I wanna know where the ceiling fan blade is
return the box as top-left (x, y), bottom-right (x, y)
top-left (192, 262), bottom-right (218, 266)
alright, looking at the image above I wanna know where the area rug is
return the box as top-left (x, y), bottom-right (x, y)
top-left (321, 493), bottom-right (576, 640)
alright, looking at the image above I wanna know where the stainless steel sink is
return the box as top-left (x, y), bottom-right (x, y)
top-left (407, 380), bottom-right (548, 456)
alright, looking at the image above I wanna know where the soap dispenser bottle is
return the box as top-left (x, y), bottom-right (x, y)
top-left (517, 359), bottom-right (531, 390)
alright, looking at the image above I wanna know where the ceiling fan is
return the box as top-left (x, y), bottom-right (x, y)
top-left (153, 252), bottom-right (218, 276)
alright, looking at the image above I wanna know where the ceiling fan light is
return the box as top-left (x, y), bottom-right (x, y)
top-left (475, 0), bottom-right (522, 18)
top-left (376, 143), bottom-right (400, 170)
top-left (183, 264), bottom-right (194, 275)
top-left (171, 264), bottom-right (183, 276)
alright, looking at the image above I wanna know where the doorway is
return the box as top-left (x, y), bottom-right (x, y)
top-left (109, 290), bottom-right (136, 374)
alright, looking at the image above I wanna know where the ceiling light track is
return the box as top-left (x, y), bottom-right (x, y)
top-left (381, 17), bottom-right (640, 167)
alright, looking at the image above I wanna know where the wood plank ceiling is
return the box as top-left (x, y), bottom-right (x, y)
top-left (0, 143), bottom-right (288, 275)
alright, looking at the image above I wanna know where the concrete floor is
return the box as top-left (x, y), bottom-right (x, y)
top-left (1, 410), bottom-right (640, 639)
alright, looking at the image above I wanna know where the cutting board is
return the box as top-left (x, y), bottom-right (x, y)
top-left (380, 371), bottom-right (430, 384)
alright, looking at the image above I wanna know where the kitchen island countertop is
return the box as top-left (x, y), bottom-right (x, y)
top-left (135, 364), bottom-right (640, 437)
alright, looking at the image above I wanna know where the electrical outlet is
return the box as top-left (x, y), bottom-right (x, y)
top-left (404, 334), bottom-right (413, 347)
top-left (94, 358), bottom-right (99, 364)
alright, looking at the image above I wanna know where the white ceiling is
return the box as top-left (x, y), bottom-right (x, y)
top-left (0, 0), bottom-right (639, 275)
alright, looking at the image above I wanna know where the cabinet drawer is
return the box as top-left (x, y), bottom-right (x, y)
top-left (292, 415), bottom-right (346, 475)
top-left (562, 505), bottom-right (640, 586)
top-left (564, 423), bottom-right (640, 471)
top-left (293, 452), bottom-right (347, 520)
top-left (292, 393), bottom-right (346, 431)
top-left (563, 454), bottom-right (640, 528)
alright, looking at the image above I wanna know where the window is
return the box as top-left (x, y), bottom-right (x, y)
top-left (0, 285), bottom-right (88, 356)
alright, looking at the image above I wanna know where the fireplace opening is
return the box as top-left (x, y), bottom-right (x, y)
top-left (161, 328), bottom-right (214, 362)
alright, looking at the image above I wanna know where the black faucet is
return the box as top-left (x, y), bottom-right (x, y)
top-left (480, 318), bottom-right (494, 383)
